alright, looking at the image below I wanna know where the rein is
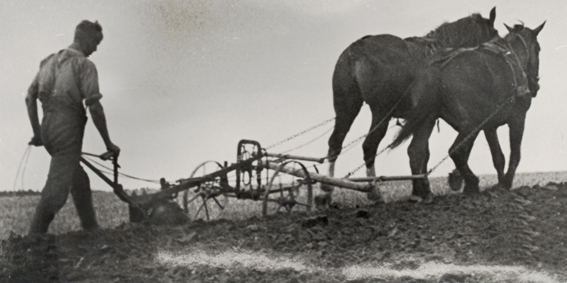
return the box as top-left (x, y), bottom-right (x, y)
top-left (508, 32), bottom-right (539, 97)
top-left (503, 40), bottom-right (530, 97)
top-left (342, 82), bottom-right (416, 177)
top-left (511, 32), bottom-right (530, 63)
top-left (13, 145), bottom-right (32, 191)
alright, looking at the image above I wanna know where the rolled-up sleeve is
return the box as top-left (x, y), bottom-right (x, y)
top-left (27, 73), bottom-right (39, 101)
top-left (79, 59), bottom-right (103, 106)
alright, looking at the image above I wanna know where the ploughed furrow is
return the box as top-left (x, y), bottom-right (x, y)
top-left (1, 183), bottom-right (566, 282)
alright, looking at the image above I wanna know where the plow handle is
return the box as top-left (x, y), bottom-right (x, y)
top-left (100, 151), bottom-right (116, 161)
top-left (82, 150), bottom-right (117, 162)
top-left (80, 151), bottom-right (132, 205)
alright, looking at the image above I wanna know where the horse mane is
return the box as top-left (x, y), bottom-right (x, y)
top-left (510, 24), bottom-right (525, 32)
top-left (503, 24), bottom-right (526, 43)
top-left (420, 14), bottom-right (493, 48)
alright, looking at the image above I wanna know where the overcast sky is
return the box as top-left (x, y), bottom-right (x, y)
top-left (1, 0), bottom-right (564, 192)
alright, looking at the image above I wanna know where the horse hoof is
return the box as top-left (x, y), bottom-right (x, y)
top-left (408, 195), bottom-right (422, 203)
top-left (408, 195), bottom-right (423, 203)
top-left (314, 193), bottom-right (332, 210)
top-left (463, 186), bottom-right (480, 195)
top-left (448, 170), bottom-right (464, 191)
top-left (491, 183), bottom-right (506, 191)
top-left (320, 183), bottom-right (334, 193)
top-left (366, 186), bottom-right (382, 202)
top-left (408, 194), bottom-right (433, 204)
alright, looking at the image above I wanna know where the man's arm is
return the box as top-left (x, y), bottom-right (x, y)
top-left (80, 59), bottom-right (120, 156)
top-left (25, 74), bottom-right (42, 146)
top-left (88, 101), bottom-right (120, 155)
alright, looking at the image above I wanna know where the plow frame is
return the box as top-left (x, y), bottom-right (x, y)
top-left (83, 139), bottom-right (428, 222)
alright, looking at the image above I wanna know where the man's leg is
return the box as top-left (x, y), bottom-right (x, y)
top-left (29, 153), bottom-right (77, 235)
top-left (71, 165), bottom-right (99, 231)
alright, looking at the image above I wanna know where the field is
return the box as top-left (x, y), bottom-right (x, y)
top-left (1, 171), bottom-right (567, 282)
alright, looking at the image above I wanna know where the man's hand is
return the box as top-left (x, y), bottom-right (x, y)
top-left (106, 143), bottom-right (120, 158)
top-left (28, 135), bottom-right (43, 147)
top-left (89, 102), bottom-right (120, 160)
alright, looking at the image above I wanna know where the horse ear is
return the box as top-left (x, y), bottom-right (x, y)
top-left (533, 21), bottom-right (546, 36)
top-left (504, 23), bottom-right (513, 33)
top-left (489, 7), bottom-right (496, 26)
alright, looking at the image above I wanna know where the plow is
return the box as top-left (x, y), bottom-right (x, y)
top-left (81, 139), bottom-right (427, 224)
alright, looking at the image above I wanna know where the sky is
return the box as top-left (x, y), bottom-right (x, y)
top-left (1, 0), bottom-right (565, 192)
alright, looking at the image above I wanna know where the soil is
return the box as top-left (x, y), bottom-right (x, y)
top-left (2, 183), bottom-right (566, 283)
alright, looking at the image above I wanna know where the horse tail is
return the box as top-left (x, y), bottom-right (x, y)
top-left (390, 69), bottom-right (441, 149)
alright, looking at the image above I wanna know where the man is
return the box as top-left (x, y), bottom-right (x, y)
top-left (26, 20), bottom-right (120, 235)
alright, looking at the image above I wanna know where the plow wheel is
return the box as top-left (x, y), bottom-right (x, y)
top-left (262, 161), bottom-right (313, 216)
top-left (183, 161), bottom-right (229, 221)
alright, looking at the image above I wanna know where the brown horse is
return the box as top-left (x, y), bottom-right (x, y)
top-left (391, 23), bottom-right (545, 198)
top-left (325, 8), bottom-right (498, 198)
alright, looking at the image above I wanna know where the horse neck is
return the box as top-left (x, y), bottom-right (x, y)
top-left (506, 35), bottom-right (530, 71)
top-left (505, 33), bottom-right (541, 98)
top-left (423, 16), bottom-right (493, 49)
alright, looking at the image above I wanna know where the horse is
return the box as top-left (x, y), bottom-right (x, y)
top-left (390, 22), bottom-right (545, 198)
top-left (325, 8), bottom-right (498, 199)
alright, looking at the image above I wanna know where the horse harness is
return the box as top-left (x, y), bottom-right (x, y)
top-left (428, 37), bottom-right (531, 98)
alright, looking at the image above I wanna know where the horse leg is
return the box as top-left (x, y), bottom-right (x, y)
top-left (362, 110), bottom-right (391, 177)
top-left (502, 118), bottom-right (526, 189)
top-left (448, 127), bottom-right (504, 191)
top-left (325, 83), bottom-right (364, 192)
top-left (483, 127), bottom-right (506, 186)
top-left (407, 116), bottom-right (436, 200)
top-left (449, 130), bottom-right (481, 195)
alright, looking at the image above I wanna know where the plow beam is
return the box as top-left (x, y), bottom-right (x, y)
top-left (265, 153), bottom-right (326, 164)
top-left (348, 174), bottom-right (427, 182)
top-left (260, 160), bottom-right (372, 193)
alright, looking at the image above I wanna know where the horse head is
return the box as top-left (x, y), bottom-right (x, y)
top-left (504, 22), bottom-right (545, 97)
top-left (471, 7), bottom-right (498, 39)
top-left (424, 7), bottom-right (499, 48)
